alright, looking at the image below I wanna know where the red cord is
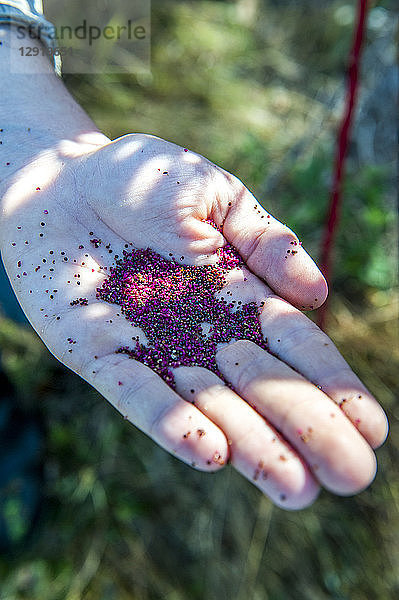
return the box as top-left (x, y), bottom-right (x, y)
top-left (317, 0), bottom-right (369, 330)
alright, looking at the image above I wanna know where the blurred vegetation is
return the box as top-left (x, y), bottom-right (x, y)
top-left (1, 1), bottom-right (398, 599)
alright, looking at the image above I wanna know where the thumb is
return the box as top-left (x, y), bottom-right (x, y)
top-left (217, 175), bottom-right (328, 310)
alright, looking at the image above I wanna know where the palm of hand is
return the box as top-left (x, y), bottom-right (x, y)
top-left (0, 133), bottom-right (388, 509)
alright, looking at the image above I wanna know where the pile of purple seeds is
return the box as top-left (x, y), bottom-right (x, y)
top-left (96, 231), bottom-right (267, 389)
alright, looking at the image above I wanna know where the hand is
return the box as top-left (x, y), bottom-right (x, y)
top-left (0, 133), bottom-right (388, 509)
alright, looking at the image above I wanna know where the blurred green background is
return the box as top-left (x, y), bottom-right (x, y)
top-left (0, 1), bottom-right (398, 598)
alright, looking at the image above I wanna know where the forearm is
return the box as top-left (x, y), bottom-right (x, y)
top-left (0, 24), bottom-right (107, 181)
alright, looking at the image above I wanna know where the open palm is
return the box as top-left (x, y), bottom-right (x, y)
top-left (0, 133), bottom-right (388, 509)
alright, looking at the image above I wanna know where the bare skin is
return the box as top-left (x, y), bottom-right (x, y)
top-left (0, 26), bottom-right (388, 510)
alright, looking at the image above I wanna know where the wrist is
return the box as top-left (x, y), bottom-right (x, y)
top-left (0, 18), bottom-right (54, 72)
top-left (0, 0), bottom-right (62, 75)
top-left (0, 24), bottom-right (107, 179)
